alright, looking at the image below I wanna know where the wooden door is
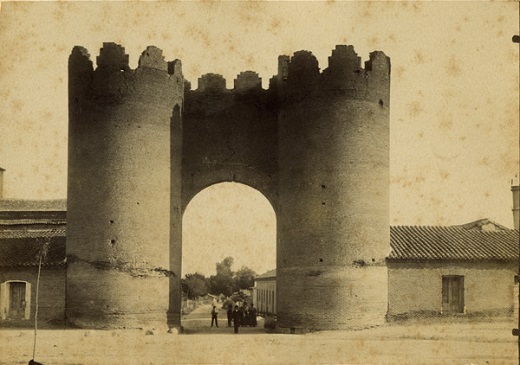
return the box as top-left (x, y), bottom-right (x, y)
top-left (442, 276), bottom-right (464, 314)
top-left (9, 282), bottom-right (26, 319)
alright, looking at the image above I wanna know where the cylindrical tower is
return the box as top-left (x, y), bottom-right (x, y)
top-left (67, 43), bottom-right (183, 329)
top-left (277, 46), bottom-right (391, 331)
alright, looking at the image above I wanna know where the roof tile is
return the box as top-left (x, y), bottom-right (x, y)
top-left (388, 226), bottom-right (519, 261)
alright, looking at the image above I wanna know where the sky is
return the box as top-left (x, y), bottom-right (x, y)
top-left (0, 1), bottom-right (518, 276)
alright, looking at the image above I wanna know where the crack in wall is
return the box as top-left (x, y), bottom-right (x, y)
top-left (67, 254), bottom-right (176, 278)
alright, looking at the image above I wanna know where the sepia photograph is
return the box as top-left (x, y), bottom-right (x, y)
top-left (0, 1), bottom-right (519, 364)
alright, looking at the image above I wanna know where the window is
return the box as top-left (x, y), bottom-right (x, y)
top-left (442, 276), bottom-right (464, 314)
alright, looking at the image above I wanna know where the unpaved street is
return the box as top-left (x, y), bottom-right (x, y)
top-left (0, 310), bottom-right (517, 365)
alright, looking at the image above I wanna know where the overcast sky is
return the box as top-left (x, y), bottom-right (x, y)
top-left (0, 2), bottom-right (518, 276)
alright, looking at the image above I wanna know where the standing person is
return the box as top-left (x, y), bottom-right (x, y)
top-left (249, 303), bottom-right (257, 327)
top-left (232, 305), bottom-right (242, 334)
top-left (211, 305), bottom-right (219, 328)
top-left (226, 303), bottom-right (233, 327)
top-left (242, 305), bottom-right (249, 327)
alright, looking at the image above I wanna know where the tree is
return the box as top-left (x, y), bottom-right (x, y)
top-left (182, 272), bottom-right (209, 299)
top-left (234, 266), bottom-right (256, 290)
top-left (216, 256), bottom-right (234, 277)
top-left (208, 274), bottom-right (234, 297)
top-left (209, 257), bottom-right (235, 296)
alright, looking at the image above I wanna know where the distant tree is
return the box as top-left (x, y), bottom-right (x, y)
top-left (216, 256), bottom-right (234, 277)
top-left (208, 274), bottom-right (234, 297)
top-left (182, 272), bottom-right (209, 299)
top-left (209, 257), bottom-right (236, 296)
top-left (234, 266), bottom-right (256, 289)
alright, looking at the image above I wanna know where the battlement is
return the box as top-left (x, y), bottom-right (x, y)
top-left (97, 43), bottom-right (130, 71)
top-left (70, 42), bottom-right (389, 108)
top-left (193, 71), bottom-right (264, 94)
top-left (197, 73), bottom-right (227, 92)
top-left (69, 43), bottom-right (183, 106)
top-left (234, 71), bottom-right (262, 92)
top-left (281, 45), bottom-right (391, 103)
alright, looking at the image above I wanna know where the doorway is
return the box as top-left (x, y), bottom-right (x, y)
top-left (1, 280), bottom-right (31, 320)
top-left (9, 282), bottom-right (26, 319)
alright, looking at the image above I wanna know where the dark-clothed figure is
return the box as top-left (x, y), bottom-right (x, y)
top-left (242, 305), bottom-right (249, 326)
top-left (249, 304), bottom-right (257, 327)
top-left (211, 305), bottom-right (219, 327)
top-left (232, 305), bottom-right (242, 333)
top-left (227, 304), bottom-right (233, 327)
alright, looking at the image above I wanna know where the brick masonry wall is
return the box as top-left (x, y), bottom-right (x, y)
top-left (276, 49), bottom-right (390, 330)
top-left (182, 86), bottom-right (279, 212)
top-left (68, 44), bottom-right (183, 329)
top-left (0, 267), bottom-right (66, 325)
top-left (67, 43), bottom-right (391, 331)
top-left (387, 261), bottom-right (516, 316)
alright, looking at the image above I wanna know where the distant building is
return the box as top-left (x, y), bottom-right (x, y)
top-left (387, 219), bottom-right (518, 318)
top-left (0, 198), bottom-right (66, 326)
top-left (253, 269), bottom-right (276, 316)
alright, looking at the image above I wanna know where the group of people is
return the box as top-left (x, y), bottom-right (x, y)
top-left (210, 302), bottom-right (257, 334)
top-left (228, 303), bottom-right (257, 332)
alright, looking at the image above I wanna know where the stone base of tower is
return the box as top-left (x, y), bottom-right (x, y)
top-left (276, 265), bottom-right (387, 333)
top-left (66, 262), bottom-right (170, 330)
top-left (167, 311), bottom-right (181, 330)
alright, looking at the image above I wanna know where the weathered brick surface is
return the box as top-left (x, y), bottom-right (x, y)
top-left (387, 261), bottom-right (516, 317)
top-left (276, 48), bottom-right (390, 330)
top-left (182, 86), bottom-right (278, 212)
top-left (68, 43), bottom-right (183, 329)
top-left (0, 268), bottom-right (65, 325)
top-left (277, 266), bottom-right (387, 331)
top-left (68, 43), bottom-right (390, 331)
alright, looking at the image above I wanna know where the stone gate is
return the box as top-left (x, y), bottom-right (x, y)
top-left (67, 43), bottom-right (390, 332)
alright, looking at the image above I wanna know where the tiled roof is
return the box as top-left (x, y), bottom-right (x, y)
top-left (255, 269), bottom-right (276, 280)
top-left (388, 225), bottom-right (519, 261)
top-left (0, 199), bottom-right (66, 212)
top-left (0, 219), bottom-right (66, 226)
top-left (0, 229), bottom-right (66, 267)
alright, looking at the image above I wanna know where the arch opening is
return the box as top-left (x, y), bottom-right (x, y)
top-left (180, 182), bottom-right (276, 332)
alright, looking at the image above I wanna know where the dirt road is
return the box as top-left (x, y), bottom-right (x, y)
top-left (0, 316), bottom-right (516, 364)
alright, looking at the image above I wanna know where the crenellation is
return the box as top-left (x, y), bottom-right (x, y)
top-left (70, 45), bottom-right (184, 108)
top-left (365, 51), bottom-right (391, 105)
top-left (365, 51), bottom-right (391, 75)
top-left (277, 55), bottom-right (290, 81)
top-left (69, 46), bottom-right (93, 72)
top-left (197, 73), bottom-right (226, 92)
top-left (285, 51), bottom-right (320, 93)
top-left (96, 42), bottom-right (130, 71)
top-left (69, 46), bottom-right (94, 101)
top-left (328, 45), bottom-right (362, 73)
top-left (322, 45), bottom-right (363, 91)
top-left (168, 59), bottom-right (182, 76)
top-left (138, 46), bottom-right (168, 72)
top-left (234, 71), bottom-right (261, 92)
